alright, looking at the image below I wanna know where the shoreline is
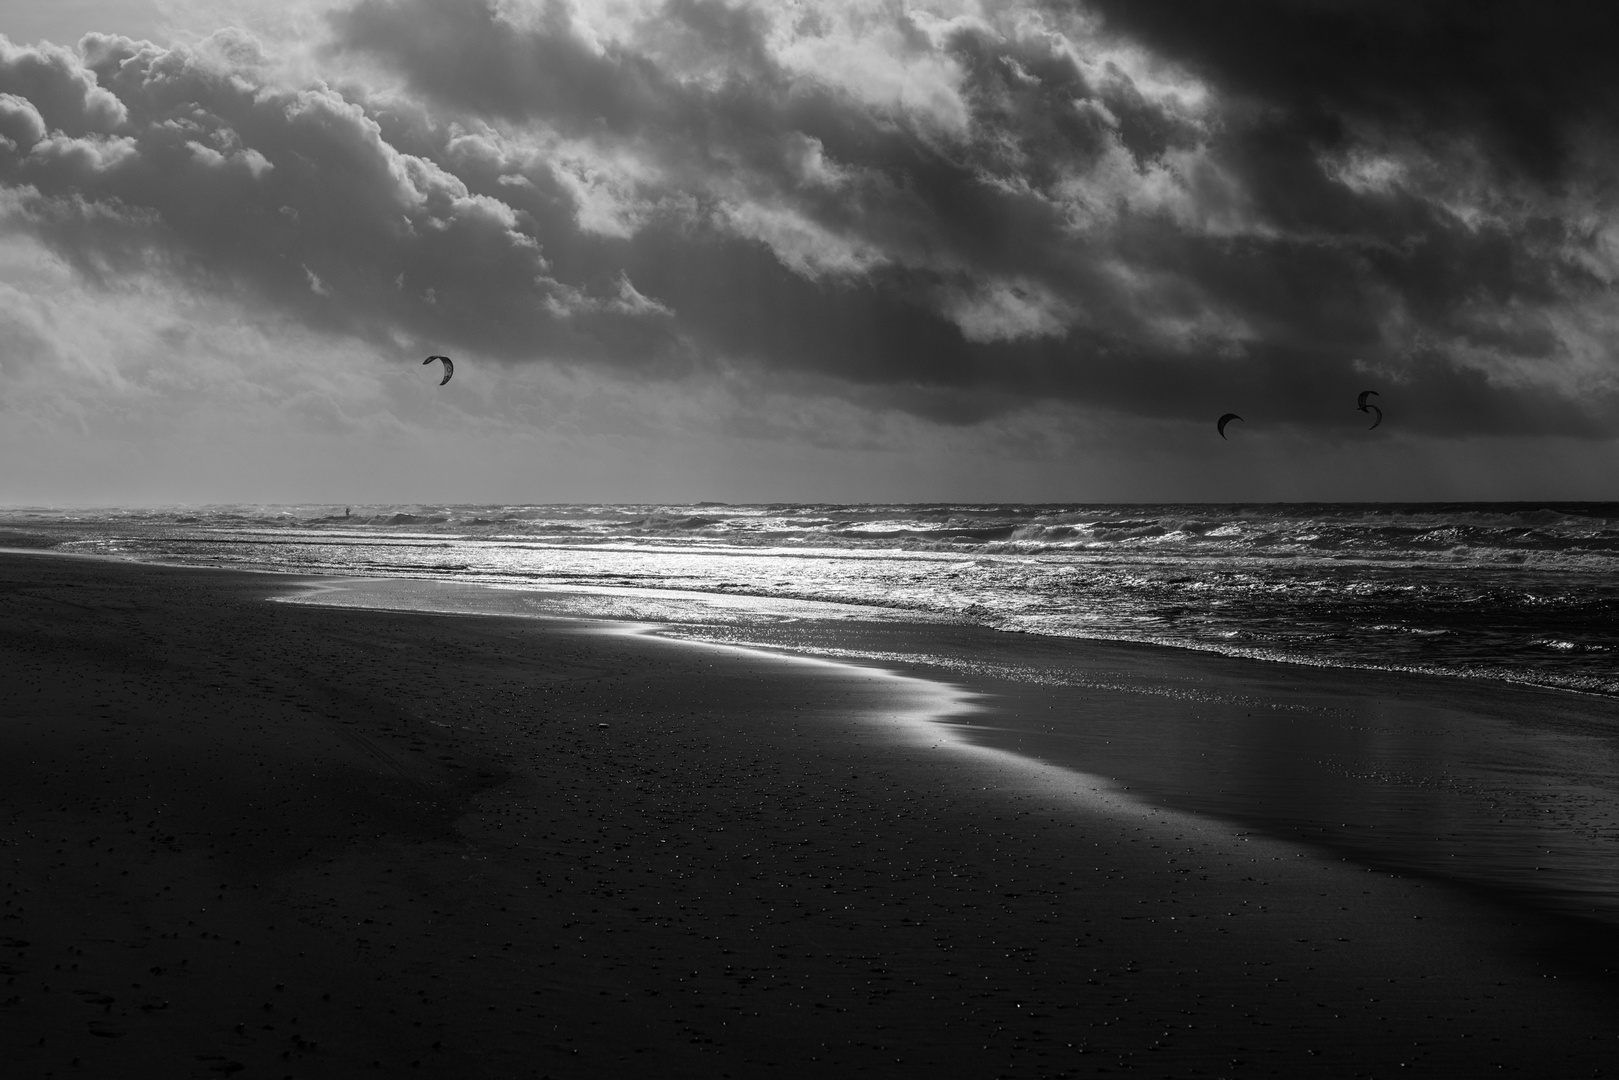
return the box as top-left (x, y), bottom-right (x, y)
top-left (16, 547), bottom-right (1619, 929)
top-left (2, 552), bottom-right (1618, 1077)
top-left (14, 548), bottom-right (1619, 928)
top-left (282, 570), bottom-right (1619, 933)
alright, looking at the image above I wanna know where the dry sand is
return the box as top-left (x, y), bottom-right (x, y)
top-left (1, 552), bottom-right (1616, 1078)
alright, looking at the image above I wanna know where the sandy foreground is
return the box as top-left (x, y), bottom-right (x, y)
top-left (1, 553), bottom-right (1616, 1078)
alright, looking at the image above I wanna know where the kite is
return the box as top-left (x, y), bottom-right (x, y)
top-left (1356, 389), bottom-right (1382, 429)
top-left (1217, 413), bottom-right (1243, 439)
top-left (423, 355), bottom-right (453, 385)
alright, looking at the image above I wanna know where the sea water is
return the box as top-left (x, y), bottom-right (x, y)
top-left (6, 502), bottom-right (1618, 929)
top-left (10, 501), bottom-right (1619, 695)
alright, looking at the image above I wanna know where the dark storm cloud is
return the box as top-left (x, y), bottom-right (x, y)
top-left (324, 0), bottom-right (1619, 433)
top-left (1078, 0), bottom-right (1619, 183)
top-left (0, 28), bottom-right (678, 366)
top-left (2, 2), bottom-right (1617, 435)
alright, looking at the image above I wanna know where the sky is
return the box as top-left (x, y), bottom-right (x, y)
top-left (3, 0), bottom-right (1619, 505)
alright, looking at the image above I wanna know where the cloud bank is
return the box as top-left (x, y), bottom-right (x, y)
top-left (3, 0), bottom-right (1619, 441)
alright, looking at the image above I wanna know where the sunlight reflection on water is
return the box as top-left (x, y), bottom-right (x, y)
top-left (27, 499), bottom-right (1619, 696)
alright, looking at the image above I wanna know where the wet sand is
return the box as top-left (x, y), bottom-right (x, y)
top-left (2, 553), bottom-right (1617, 1078)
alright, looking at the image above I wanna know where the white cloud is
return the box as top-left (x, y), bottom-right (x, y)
top-left (303, 264), bottom-right (331, 295)
top-left (719, 199), bottom-right (884, 278)
top-left (943, 277), bottom-right (1073, 343)
top-left (0, 92), bottom-right (47, 147)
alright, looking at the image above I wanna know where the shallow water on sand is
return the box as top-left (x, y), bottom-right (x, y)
top-left (284, 578), bottom-right (1619, 932)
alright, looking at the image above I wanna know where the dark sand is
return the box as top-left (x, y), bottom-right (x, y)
top-left (1, 554), bottom-right (1616, 1078)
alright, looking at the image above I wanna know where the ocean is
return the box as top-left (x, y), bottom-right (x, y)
top-left (5, 501), bottom-right (1619, 930)
top-left (9, 501), bottom-right (1619, 695)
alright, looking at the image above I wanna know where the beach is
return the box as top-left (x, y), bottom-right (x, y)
top-left (2, 552), bottom-right (1617, 1078)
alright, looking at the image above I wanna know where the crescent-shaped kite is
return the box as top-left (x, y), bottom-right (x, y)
top-left (1364, 403), bottom-right (1383, 429)
top-left (1217, 413), bottom-right (1243, 439)
top-left (423, 355), bottom-right (453, 385)
top-left (1356, 389), bottom-right (1379, 410)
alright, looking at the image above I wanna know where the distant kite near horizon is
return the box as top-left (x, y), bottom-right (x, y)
top-left (1357, 389), bottom-right (1381, 429)
top-left (423, 355), bottom-right (453, 385)
top-left (1217, 413), bottom-right (1243, 440)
